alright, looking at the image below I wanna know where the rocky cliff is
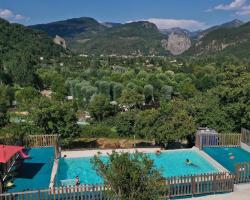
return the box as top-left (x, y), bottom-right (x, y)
top-left (162, 32), bottom-right (191, 55)
top-left (53, 35), bottom-right (67, 49)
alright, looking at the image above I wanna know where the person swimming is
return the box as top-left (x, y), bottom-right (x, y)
top-left (75, 176), bottom-right (80, 186)
top-left (185, 159), bottom-right (192, 165)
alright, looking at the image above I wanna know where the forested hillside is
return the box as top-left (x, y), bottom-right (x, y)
top-left (31, 18), bottom-right (169, 55)
top-left (81, 21), bottom-right (167, 55)
top-left (0, 18), bottom-right (64, 86)
top-left (187, 22), bottom-right (250, 58)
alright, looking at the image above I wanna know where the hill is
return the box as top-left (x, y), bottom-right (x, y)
top-left (0, 18), bottom-right (63, 59)
top-left (30, 17), bottom-right (107, 38)
top-left (0, 18), bottom-right (64, 86)
top-left (80, 21), bottom-right (168, 56)
top-left (186, 21), bottom-right (250, 58)
top-left (30, 18), bottom-right (171, 55)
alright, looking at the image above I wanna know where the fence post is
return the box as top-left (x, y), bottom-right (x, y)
top-left (191, 175), bottom-right (196, 197)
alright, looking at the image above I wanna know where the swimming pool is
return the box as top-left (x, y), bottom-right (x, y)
top-left (56, 149), bottom-right (219, 186)
top-left (204, 147), bottom-right (250, 173)
top-left (8, 147), bottom-right (55, 192)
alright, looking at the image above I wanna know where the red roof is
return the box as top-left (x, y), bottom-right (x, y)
top-left (0, 145), bottom-right (24, 164)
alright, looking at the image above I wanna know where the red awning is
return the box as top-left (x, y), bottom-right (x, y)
top-left (0, 145), bottom-right (24, 164)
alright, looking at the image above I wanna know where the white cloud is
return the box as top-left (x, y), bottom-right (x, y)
top-left (214, 0), bottom-right (246, 10)
top-left (0, 8), bottom-right (28, 21)
top-left (0, 9), bottom-right (14, 19)
top-left (236, 5), bottom-right (250, 15)
top-left (144, 18), bottom-right (207, 31)
top-left (209, 0), bottom-right (250, 16)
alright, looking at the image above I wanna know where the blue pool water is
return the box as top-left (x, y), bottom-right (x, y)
top-left (8, 147), bottom-right (55, 192)
top-left (204, 147), bottom-right (250, 173)
top-left (56, 150), bottom-right (219, 186)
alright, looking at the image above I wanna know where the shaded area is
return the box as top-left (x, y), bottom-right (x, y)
top-left (15, 163), bottom-right (45, 179)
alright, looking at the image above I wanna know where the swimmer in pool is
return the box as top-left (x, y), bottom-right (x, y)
top-left (185, 159), bottom-right (192, 165)
top-left (75, 176), bottom-right (80, 186)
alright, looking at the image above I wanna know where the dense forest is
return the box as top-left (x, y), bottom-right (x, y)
top-left (0, 18), bottom-right (250, 148)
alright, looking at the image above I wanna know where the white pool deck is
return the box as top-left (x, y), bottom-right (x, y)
top-left (61, 147), bottom-right (161, 158)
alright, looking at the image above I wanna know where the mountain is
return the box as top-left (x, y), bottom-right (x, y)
top-left (0, 18), bottom-right (63, 61)
top-left (30, 17), bottom-right (107, 38)
top-left (0, 18), bottom-right (65, 86)
top-left (186, 21), bottom-right (250, 58)
top-left (30, 17), bottom-right (194, 56)
top-left (29, 17), bottom-right (249, 57)
top-left (81, 21), bottom-right (168, 56)
top-left (196, 19), bottom-right (244, 40)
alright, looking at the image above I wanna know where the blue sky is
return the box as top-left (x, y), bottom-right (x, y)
top-left (1, 0), bottom-right (250, 30)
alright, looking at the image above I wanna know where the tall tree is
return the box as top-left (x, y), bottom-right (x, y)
top-left (92, 151), bottom-right (164, 200)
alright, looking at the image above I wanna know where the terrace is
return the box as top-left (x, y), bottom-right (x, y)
top-left (0, 128), bottom-right (249, 199)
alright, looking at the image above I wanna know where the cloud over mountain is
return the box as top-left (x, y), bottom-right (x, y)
top-left (214, 0), bottom-right (246, 10)
top-left (210, 0), bottom-right (250, 16)
top-left (130, 18), bottom-right (207, 31)
top-left (0, 8), bottom-right (28, 21)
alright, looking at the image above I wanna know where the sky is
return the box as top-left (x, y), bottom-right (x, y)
top-left (1, 0), bottom-right (250, 31)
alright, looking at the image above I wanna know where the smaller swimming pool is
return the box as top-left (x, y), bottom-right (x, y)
top-left (204, 147), bottom-right (250, 173)
top-left (56, 149), bottom-right (219, 186)
top-left (8, 147), bottom-right (55, 192)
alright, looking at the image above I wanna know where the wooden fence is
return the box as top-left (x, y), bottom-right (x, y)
top-left (235, 162), bottom-right (250, 184)
top-left (195, 133), bottom-right (241, 149)
top-left (26, 134), bottom-right (61, 158)
top-left (166, 172), bottom-right (234, 198)
top-left (0, 172), bottom-right (235, 199)
top-left (25, 134), bottom-right (59, 148)
top-left (0, 185), bottom-right (111, 200)
top-left (241, 128), bottom-right (250, 146)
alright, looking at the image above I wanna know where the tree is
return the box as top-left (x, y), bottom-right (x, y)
top-left (32, 102), bottom-right (80, 138)
top-left (15, 86), bottom-right (40, 109)
top-left (88, 95), bottom-right (111, 121)
top-left (112, 83), bottom-right (123, 101)
top-left (113, 110), bottom-right (136, 137)
top-left (161, 85), bottom-right (173, 101)
top-left (134, 109), bottom-right (159, 139)
top-left (92, 151), bottom-right (164, 200)
top-left (154, 101), bottom-right (196, 147)
top-left (4, 53), bottom-right (38, 86)
top-left (97, 81), bottom-right (111, 99)
top-left (118, 89), bottom-right (145, 108)
top-left (144, 84), bottom-right (154, 103)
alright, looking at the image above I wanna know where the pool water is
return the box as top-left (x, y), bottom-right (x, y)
top-left (204, 147), bottom-right (250, 173)
top-left (56, 150), bottom-right (219, 186)
top-left (8, 147), bottom-right (55, 192)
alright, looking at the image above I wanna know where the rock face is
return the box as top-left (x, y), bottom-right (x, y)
top-left (162, 32), bottom-right (191, 55)
top-left (53, 35), bottom-right (67, 49)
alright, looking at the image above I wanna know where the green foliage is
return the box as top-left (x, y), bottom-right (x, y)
top-left (186, 22), bottom-right (250, 59)
top-left (0, 18), bottom-right (64, 86)
top-left (92, 151), bottom-right (164, 200)
top-left (144, 84), bottom-right (154, 103)
top-left (88, 95), bottom-right (112, 121)
top-left (134, 109), bottom-right (159, 139)
top-left (112, 82), bottom-right (123, 101)
top-left (15, 86), bottom-right (40, 109)
top-left (118, 89), bottom-right (145, 108)
top-left (32, 101), bottom-right (80, 138)
top-left (155, 100), bottom-right (196, 146)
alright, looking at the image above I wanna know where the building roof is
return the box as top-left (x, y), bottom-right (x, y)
top-left (0, 145), bottom-right (24, 164)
